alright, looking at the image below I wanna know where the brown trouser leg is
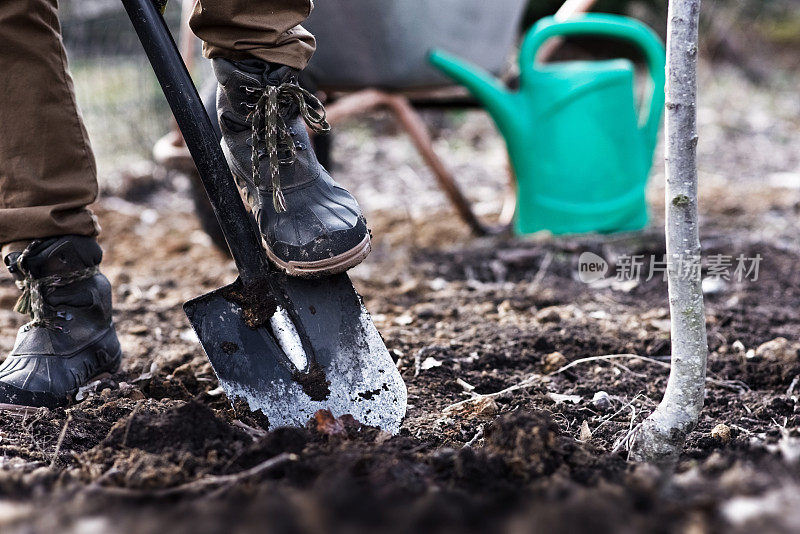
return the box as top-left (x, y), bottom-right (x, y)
top-left (0, 0), bottom-right (100, 254)
top-left (0, 0), bottom-right (316, 256)
top-left (190, 0), bottom-right (316, 70)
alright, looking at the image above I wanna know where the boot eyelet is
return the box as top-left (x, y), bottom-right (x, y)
top-left (240, 86), bottom-right (257, 94)
top-left (240, 102), bottom-right (256, 111)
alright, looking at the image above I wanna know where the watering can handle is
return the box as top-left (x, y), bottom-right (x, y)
top-left (520, 14), bottom-right (666, 147)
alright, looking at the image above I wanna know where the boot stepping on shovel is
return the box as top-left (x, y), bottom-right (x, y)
top-left (121, 0), bottom-right (407, 433)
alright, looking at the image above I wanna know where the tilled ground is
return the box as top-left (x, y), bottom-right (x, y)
top-left (1, 64), bottom-right (800, 534)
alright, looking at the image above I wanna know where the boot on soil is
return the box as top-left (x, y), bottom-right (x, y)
top-left (0, 236), bottom-right (121, 410)
top-left (213, 58), bottom-right (370, 278)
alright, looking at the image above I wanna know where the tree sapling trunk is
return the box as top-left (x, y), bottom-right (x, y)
top-left (629, 0), bottom-right (708, 467)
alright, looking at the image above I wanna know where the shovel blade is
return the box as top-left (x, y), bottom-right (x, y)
top-left (184, 274), bottom-right (407, 433)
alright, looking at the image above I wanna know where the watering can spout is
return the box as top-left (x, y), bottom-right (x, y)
top-left (428, 50), bottom-right (518, 130)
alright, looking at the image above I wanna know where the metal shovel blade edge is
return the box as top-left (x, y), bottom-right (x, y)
top-left (183, 273), bottom-right (408, 434)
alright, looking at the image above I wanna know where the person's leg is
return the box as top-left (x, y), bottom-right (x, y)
top-left (0, 0), bottom-right (120, 409)
top-left (0, 0), bottom-right (100, 256)
top-left (189, 0), bottom-right (316, 70)
top-left (190, 1), bottom-right (371, 277)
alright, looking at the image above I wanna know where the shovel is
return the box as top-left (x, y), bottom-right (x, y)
top-left (121, 0), bottom-right (407, 433)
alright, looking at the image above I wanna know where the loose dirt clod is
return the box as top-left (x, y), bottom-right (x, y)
top-left (292, 361), bottom-right (331, 401)
top-left (221, 278), bottom-right (278, 329)
top-left (103, 401), bottom-right (246, 454)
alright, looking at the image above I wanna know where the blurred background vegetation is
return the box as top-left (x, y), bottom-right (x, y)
top-left (58, 0), bottom-right (799, 177)
top-left (60, 1), bottom-right (189, 175)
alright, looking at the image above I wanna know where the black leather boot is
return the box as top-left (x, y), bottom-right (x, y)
top-left (0, 236), bottom-right (121, 409)
top-left (213, 58), bottom-right (371, 277)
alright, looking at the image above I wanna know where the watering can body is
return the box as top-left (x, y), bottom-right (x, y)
top-left (430, 14), bottom-right (666, 235)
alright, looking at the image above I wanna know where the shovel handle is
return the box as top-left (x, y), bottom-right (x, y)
top-left (121, 0), bottom-right (271, 287)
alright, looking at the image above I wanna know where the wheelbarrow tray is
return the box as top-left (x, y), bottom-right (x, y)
top-left (303, 0), bottom-right (528, 90)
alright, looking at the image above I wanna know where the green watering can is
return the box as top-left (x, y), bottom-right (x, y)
top-left (429, 14), bottom-right (666, 235)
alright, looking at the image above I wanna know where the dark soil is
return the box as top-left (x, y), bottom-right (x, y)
top-left (220, 278), bottom-right (278, 329)
top-left (1, 186), bottom-right (800, 533)
top-left (2, 65), bottom-right (800, 532)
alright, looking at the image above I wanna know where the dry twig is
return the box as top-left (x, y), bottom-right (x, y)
top-left (50, 414), bottom-right (72, 469)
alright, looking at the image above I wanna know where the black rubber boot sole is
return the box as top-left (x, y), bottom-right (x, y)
top-left (264, 233), bottom-right (371, 277)
top-left (0, 331), bottom-right (122, 412)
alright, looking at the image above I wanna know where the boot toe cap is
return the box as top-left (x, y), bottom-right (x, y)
top-left (261, 173), bottom-right (370, 266)
top-left (270, 216), bottom-right (369, 264)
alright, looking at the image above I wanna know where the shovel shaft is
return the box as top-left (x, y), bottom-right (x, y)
top-left (121, 0), bottom-right (271, 287)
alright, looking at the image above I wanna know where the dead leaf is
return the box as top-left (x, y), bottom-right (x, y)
top-left (443, 396), bottom-right (498, 417)
top-left (311, 409), bottom-right (345, 436)
top-left (394, 313), bottom-right (414, 326)
top-left (421, 357), bottom-right (442, 370)
top-left (579, 420), bottom-right (592, 441)
top-left (310, 409), bottom-right (361, 437)
top-left (456, 378), bottom-right (475, 392)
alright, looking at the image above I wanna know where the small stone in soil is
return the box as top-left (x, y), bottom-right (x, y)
top-left (543, 351), bottom-right (567, 373)
top-left (712, 423), bottom-right (732, 444)
top-left (592, 390), bottom-right (612, 411)
top-left (756, 337), bottom-right (799, 364)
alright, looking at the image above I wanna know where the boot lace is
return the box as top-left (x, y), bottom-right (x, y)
top-left (245, 81), bottom-right (330, 213)
top-left (13, 241), bottom-right (98, 329)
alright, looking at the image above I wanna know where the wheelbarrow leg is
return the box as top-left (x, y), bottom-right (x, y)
top-left (321, 0), bottom-right (598, 237)
top-left (326, 89), bottom-right (511, 236)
